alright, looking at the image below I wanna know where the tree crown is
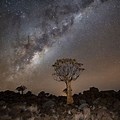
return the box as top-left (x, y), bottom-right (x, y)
top-left (16, 85), bottom-right (27, 91)
top-left (52, 58), bottom-right (84, 82)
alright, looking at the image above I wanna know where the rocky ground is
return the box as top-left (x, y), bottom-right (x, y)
top-left (0, 87), bottom-right (120, 120)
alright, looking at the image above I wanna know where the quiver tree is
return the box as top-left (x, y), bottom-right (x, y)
top-left (52, 58), bottom-right (84, 104)
top-left (16, 85), bottom-right (27, 95)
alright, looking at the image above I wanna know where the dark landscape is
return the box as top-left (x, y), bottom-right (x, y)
top-left (0, 87), bottom-right (120, 120)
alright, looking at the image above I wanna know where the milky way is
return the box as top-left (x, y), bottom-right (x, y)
top-left (0, 0), bottom-right (120, 94)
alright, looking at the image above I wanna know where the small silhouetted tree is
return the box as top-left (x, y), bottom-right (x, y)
top-left (16, 85), bottom-right (27, 95)
top-left (52, 58), bottom-right (84, 104)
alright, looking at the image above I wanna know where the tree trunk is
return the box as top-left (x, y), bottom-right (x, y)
top-left (21, 90), bottom-right (23, 95)
top-left (66, 81), bottom-right (74, 104)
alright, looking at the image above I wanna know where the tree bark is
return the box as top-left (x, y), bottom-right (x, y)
top-left (66, 81), bottom-right (74, 104)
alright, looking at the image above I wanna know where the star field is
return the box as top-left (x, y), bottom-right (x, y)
top-left (0, 0), bottom-right (120, 95)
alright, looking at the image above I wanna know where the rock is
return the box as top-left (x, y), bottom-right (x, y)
top-left (27, 104), bottom-right (38, 113)
top-left (74, 111), bottom-right (84, 120)
top-left (91, 107), bottom-right (115, 120)
top-left (78, 103), bottom-right (89, 110)
top-left (83, 107), bottom-right (91, 120)
top-left (43, 100), bottom-right (55, 109)
top-left (79, 100), bottom-right (87, 104)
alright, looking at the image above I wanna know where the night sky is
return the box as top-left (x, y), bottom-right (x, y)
top-left (0, 0), bottom-right (120, 95)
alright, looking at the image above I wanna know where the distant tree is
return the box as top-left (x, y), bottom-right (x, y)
top-left (52, 58), bottom-right (84, 104)
top-left (16, 85), bottom-right (27, 95)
